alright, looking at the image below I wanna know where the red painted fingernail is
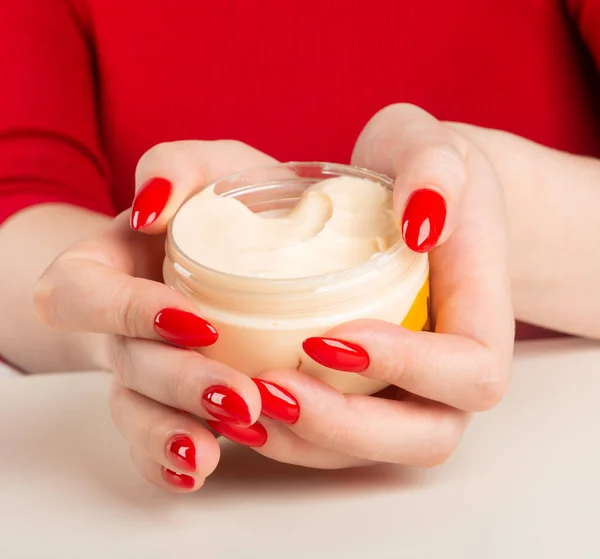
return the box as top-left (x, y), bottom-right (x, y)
top-left (207, 420), bottom-right (267, 447)
top-left (154, 308), bottom-right (218, 347)
top-left (202, 386), bottom-right (251, 426)
top-left (162, 468), bottom-right (195, 490)
top-left (402, 189), bottom-right (447, 253)
top-left (302, 337), bottom-right (370, 372)
top-left (252, 379), bottom-right (300, 424)
top-left (130, 177), bottom-right (173, 230)
top-left (167, 435), bottom-right (196, 473)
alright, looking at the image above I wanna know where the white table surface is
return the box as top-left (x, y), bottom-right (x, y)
top-left (1, 338), bottom-right (599, 559)
top-left (0, 362), bottom-right (17, 378)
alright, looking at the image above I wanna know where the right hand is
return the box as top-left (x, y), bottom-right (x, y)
top-left (33, 140), bottom-right (280, 492)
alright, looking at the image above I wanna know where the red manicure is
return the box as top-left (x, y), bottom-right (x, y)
top-left (302, 337), bottom-right (370, 373)
top-left (207, 420), bottom-right (267, 447)
top-left (252, 379), bottom-right (300, 424)
top-left (154, 308), bottom-right (218, 348)
top-left (402, 189), bottom-right (447, 253)
top-left (202, 386), bottom-right (252, 426)
top-left (167, 435), bottom-right (196, 473)
top-left (130, 177), bottom-right (173, 230)
top-left (162, 468), bottom-right (195, 490)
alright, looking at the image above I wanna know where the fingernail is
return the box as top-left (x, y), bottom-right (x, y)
top-left (402, 189), bottom-right (447, 253)
top-left (154, 308), bottom-right (218, 347)
top-left (202, 385), bottom-right (252, 426)
top-left (167, 435), bottom-right (196, 473)
top-left (162, 467), bottom-right (195, 489)
top-left (207, 420), bottom-right (267, 447)
top-left (252, 379), bottom-right (300, 424)
top-left (302, 337), bottom-right (370, 373)
top-left (130, 177), bottom-right (172, 230)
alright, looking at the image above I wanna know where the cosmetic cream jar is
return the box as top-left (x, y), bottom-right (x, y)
top-left (164, 162), bottom-right (429, 395)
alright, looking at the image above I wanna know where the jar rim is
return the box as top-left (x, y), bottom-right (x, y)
top-left (166, 161), bottom-right (407, 289)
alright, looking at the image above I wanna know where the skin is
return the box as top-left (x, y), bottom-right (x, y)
top-left (1, 104), bottom-right (599, 492)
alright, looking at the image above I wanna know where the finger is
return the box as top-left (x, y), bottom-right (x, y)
top-left (205, 413), bottom-right (372, 469)
top-left (109, 337), bottom-right (262, 426)
top-left (34, 234), bottom-right (218, 346)
top-left (35, 141), bottom-right (277, 339)
top-left (302, 320), bottom-right (508, 412)
top-left (258, 369), bottom-right (470, 466)
top-left (131, 140), bottom-right (278, 232)
top-left (129, 446), bottom-right (199, 493)
top-left (352, 103), bottom-right (468, 252)
top-left (109, 379), bottom-right (221, 479)
top-left (36, 141), bottom-right (278, 339)
top-left (347, 104), bottom-right (514, 410)
top-left (253, 419), bottom-right (373, 469)
top-left (352, 102), bottom-right (512, 349)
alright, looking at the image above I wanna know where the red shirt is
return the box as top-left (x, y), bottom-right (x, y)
top-left (0, 1), bottom-right (599, 342)
top-left (1, 0), bottom-right (599, 227)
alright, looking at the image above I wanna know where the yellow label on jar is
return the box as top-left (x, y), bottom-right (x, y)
top-left (401, 278), bottom-right (431, 332)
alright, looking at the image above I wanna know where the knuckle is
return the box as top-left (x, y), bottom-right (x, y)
top-left (137, 142), bottom-right (171, 168)
top-left (135, 142), bottom-right (184, 186)
top-left (376, 359), bottom-right (408, 388)
top-left (471, 356), bottom-right (510, 411)
top-left (107, 335), bottom-right (130, 385)
top-left (32, 262), bottom-right (63, 326)
top-left (114, 282), bottom-right (141, 339)
top-left (474, 377), bottom-right (508, 411)
top-left (309, 395), bottom-right (356, 451)
top-left (373, 102), bottom-right (421, 122)
top-left (32, 274), bottom-right (55, 325)
top-left (217, 139), bottom-right (246, 151)
top-left (417, 143), bottom-right (456, 164)
top-left (215, 139), bottom-right (262, 164)
top-left (390, 336), bottom-right (428, 387)
top-left (322, 421), bottom-right (350, 451)
top-left (135, 416), bottom-right (156, 454)
top-left (422, 449), bottom-right (453, 469)
top-left (362, 103), bottom-right (411, 139)
top-left (445, 125), bottom-right (472, 156)
top-left (421, 412), bottom-right (464, 468)
top-left (413, 143), bottom-right (466, 182)
top-left (165, 352), bottom-right (195, 406)
top-left (118, 300), bottom-right (137, 339)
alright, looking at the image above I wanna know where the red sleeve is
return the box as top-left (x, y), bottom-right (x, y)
top-left (568, 0), bottom-right (600, 70)
top-left (0, 0), bottom-right (115, 226)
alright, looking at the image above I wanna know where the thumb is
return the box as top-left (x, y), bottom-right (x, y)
top-left (352, 104), bottom-right (468, 253)
top-left (130, 140), bottom-right (278, 233)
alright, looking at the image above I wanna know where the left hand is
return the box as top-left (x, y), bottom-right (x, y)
top-left (236, 104), bottom-right (514, 469)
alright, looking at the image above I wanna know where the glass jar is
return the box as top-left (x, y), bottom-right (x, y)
top-left (164, 162), bottom-right (429, 394)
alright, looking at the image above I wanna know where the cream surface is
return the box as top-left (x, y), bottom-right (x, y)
top-left (172, 176), bottom-right (400, 278)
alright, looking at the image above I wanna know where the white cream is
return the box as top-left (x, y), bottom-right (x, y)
top-left (172, 176), bottom-right (400, 279)
top-left (165, 167), bottom-right (429, 395)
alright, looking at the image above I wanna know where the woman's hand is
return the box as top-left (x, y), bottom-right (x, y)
top-left (35, 103), bottom-right (514, 486)
top-left (33, 140), bottom-right (282, 491)
top-left (239, 104), bottom-right (515, 469)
